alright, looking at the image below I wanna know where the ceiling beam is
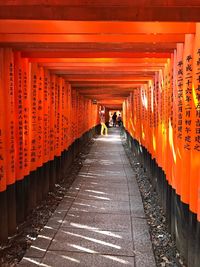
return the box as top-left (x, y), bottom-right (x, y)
top-left (39, 63), bottom-right (165, 68)
top-left (0, 34), bottom-right (185, 43)
top-left (0, 21), bottom-right (195, 34)
top-left (21, 52), bottom-right (171, 58)
top-left (0, 5), bottom-right (200, 21)
top-left (71, 82), bottom-right (147, 87)
top-left (29, 58), bottom-right (168, 63)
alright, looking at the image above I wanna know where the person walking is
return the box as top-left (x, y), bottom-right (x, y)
top-left (112, 112), bottom-right (117, 127)
top-left (100, 111), bottom-right (108, 135)
top-left (117, 113), bottom-right (122, 127)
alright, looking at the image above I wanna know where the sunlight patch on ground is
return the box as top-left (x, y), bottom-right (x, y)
top-left (44, 226), bottom-right (53, 230)
top-left (97, 137), bottom-right (121, 142)
top-left (85, 189), bottom-right (106, 195)
top-left (102, 255), bottom-right (131, 265)
top-left (85, 174), bottom-right (99, 178)
top-left (68, 244), bottom-right (96, 253)
top-left (88, 194), bottom-right (110, 200)
top-left (67, 213), bottom-right (80, 218)
top-left (30, 245), bottom-right (46, 252)
top-left (70, 223), bottom-right (122, 238)
top-left (61, 255), bottom-right (80, 263)
top-left (38, 235), bottom-right (52, 241)
top-left (71, 208), bottom-right (89, 212)
top-left (64, 231), bottom-right (121, 249)
top-left (74, 202), bottom-right (92, 207)
top-left (22, 257), bottom-right (51, 267)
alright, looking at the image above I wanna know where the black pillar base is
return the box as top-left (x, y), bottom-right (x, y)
top-left (194, 221), bottom-right (200, 267)
top-left (0, 190), bottom-right (8, 243)
top-left (7, 184), bottom-right (16, 236)
top-left (25, 171), bottom-right (37, 214)
top-left (43, 162), bottom-right (50, 197)
top-left (49, 160), bottom-right (56, 192)
top-left (16, 179), bottom-right (25, 224)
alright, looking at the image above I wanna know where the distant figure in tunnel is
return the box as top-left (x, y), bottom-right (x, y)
top-left (112, 112), bottom-right (117, 127)
top-left (117, 113), bottom-right (122, 127)
top-left (100, 111), bottom-right (108, 136)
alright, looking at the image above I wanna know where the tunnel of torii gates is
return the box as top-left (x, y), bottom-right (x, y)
top-left (2, 1), bottom-right (200, 266)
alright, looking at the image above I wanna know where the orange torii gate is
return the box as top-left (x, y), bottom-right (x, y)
top-left (1, 7), bottom-right (200, 266)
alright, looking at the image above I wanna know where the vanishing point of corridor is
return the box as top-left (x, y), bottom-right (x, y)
top-left (18, 128), bottom-right (155, 267)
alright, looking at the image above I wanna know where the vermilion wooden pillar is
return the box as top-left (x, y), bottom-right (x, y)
top-left (0, 49), bottom-right (8, 243)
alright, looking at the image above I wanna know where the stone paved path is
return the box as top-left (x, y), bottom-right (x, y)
top-left (18, 128), bottom-right (156, 267)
